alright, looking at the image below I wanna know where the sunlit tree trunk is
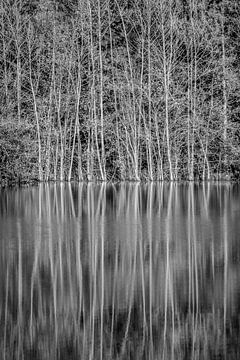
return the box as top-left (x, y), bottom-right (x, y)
top-left (187, 46), bottom-right (192, 180)
top-left (191, 18), bottom-right (197, 182)
top-left (27, 24), bottom-right (43, 181)
top-left (107, 3), bottom-right (124, 180)
top-left (11, 0), bottom-right (23, 123)
top-left (221, 1), bottom-right (228, 172)
top-left (116, 1), bottom-right (140, 181)
top-left (87, 1), bottom-right (105, 181)
top-left (147, 0), bottom-right (153, 180)
top-left (159, 0), bottom-right (173, 180)
top-left (55, 78), bottom-right (64, 181)
top-left (52, 17), bottom-right (65, 182)
top-left (201, 79), bottom-right (213, 180)
top-left (135, 0), bottom-right (154, 180)
top-left (68, 69), bottom-right (82, 181)
top-left (186, 0), bottom-right (198, 180)
top-left (97, 0), bottom-right (106, 181)
top-left (45, 38), bottom-right (56, 182)
top-left (154, 113), bottom-right (164, 180)
top-left (0, 2), bottom-right (9, 101)
top-left (16, 26), bottom-right (22, 123)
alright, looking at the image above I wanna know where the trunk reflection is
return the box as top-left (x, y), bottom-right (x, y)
top-left (0, 183), bottom-right (240, 359)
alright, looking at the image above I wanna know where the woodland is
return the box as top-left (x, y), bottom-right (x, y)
top-left (0, 0), bottom-right (240, 182)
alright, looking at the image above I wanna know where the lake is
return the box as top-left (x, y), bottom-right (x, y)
top-left (0, 182), bottom-right (240, 359)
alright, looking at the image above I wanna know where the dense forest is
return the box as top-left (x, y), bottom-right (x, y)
top-left (0, 0), bottom-right (240, 182)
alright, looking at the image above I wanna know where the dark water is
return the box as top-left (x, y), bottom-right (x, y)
top-left (1, 183), bottom-right (240, 359)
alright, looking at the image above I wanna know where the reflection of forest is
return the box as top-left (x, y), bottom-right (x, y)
top-left (0, 183), bottom-right (240, 358)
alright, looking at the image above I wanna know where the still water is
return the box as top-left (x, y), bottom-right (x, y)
top-left (0, 183), bottom-right (240, 359)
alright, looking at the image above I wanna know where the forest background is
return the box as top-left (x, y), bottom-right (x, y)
top-left (0, 0), bottom-right (240, 182)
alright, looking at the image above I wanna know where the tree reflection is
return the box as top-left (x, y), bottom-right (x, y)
top-left (0, 183), bottom-right (240, 359)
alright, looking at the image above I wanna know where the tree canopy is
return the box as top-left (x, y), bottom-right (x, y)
top-left (1, 0), bottom-right (240, 183)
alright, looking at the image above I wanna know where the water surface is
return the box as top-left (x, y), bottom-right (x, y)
top-left (0, 183), bottom-right (240, 359)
